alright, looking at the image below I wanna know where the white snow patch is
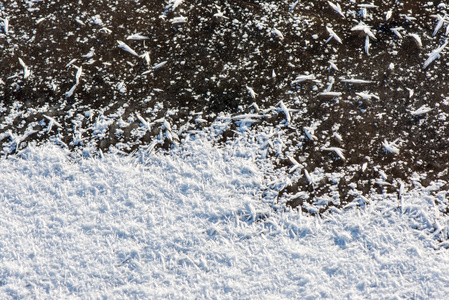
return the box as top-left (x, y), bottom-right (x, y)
top-left (1, 131), bottom-right (449, 298)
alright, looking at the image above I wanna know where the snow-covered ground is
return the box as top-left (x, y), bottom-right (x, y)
top-left (2, 1), bottom-right (449, 298)
top-left (2, 125), bottom-right (449, 299)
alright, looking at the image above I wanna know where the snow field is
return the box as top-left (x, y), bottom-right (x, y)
top-left (1, 130), bottom-right (449, 299)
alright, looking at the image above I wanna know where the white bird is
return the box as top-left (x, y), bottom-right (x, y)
top-left (382, 139), bottom-right (400, 154)
top-left (18, 58), bottom-right (30, 79)
top-left (117, 40), bottom-right (139, 56)
top-left (351, 22), bottom-right (376, 39)
top-left (127, 33), bottom-right (149, 40)
top-left (423, 40), bottom-right (448, 69)
top-left (326, 27), bottom-right (342, 44)
top-left (322, 147), bottom-right (345, 161)
top-left (328, 1), bottom-right (344, 18)
top-left (1, 16), bottom-right (10, 34)
top-left (246, 86), bottom-right (257, 99)
top-left (408, 33), bottom-right (422, 48)
top-left (272, 28), bottom-right (284, 40)
top-left (386, 10), bottom-right (393, 21)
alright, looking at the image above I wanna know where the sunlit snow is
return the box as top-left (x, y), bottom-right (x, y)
top-left (1, 129), bottom-right (449, 298)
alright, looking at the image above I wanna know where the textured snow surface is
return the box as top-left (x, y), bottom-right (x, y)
top-left (2, 131), bottom-right (449, 299)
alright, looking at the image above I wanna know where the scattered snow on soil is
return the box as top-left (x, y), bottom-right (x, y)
top-left (2, 127), bottom-right (449, 299)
